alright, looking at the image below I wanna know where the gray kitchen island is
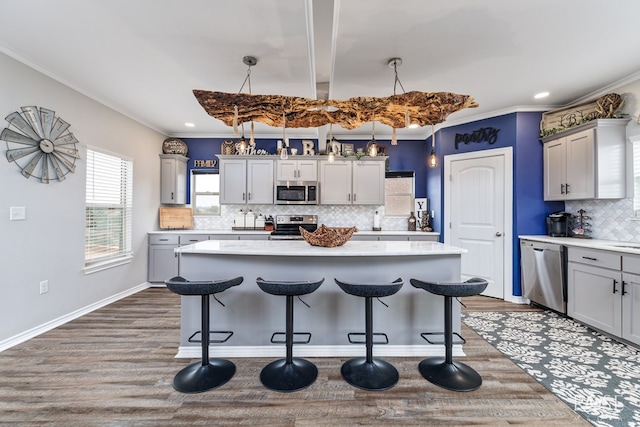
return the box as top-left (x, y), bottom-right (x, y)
top-left (173, 239), bottom-right (467, 359)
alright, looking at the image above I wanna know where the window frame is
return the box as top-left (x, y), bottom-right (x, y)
top-left (384, 171), bottom-right (415, 217)
top-left (84, 146), bottom-right (134, 273)
top-left (191, 169), bottom-right (221, 216)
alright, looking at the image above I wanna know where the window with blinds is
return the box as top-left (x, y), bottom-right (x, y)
top-left (634, 139), bottom-right (640, 218)
top-left (85, 147), bottom-right (133, 269)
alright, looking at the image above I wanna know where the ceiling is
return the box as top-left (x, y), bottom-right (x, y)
top-left (1, 0), bottom-right (640, 140)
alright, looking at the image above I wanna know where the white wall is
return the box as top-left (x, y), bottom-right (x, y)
top-left (0, 52), bottom-right (165, 346)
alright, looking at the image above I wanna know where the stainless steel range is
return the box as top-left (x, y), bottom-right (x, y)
top-left (270, 214), bottom-right (318, 240)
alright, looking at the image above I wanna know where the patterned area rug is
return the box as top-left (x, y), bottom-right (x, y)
top-left (463, 311), bottom-right (640, 426)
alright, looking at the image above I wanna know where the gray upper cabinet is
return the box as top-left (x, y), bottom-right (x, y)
top-left (219, 156), bottom-right (274, 205)
top-left (276, 159), bottom-right (318, 181)
top-left (319, 157), bottom-right (386, 205)
top-left (542, 119), bottom-right (629, 201)
top-left (160, 154), bottom-right (188, 204)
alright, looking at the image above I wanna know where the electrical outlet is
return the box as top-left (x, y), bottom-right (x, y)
top-left (39, 280), bottom-right (49, 294)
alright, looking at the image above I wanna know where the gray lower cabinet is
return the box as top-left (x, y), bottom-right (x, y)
top-left (567, 247), bottom-right (640, 345)
top-left (148, 234), bottom-right (180, 283)
top-left (622, 255), bottom-right (640, 346)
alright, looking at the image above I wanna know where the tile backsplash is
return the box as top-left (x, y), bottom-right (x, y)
top-left (193, 205), bottom-right (411, 231)
top-left (565, 198), bottom-right (640, 241)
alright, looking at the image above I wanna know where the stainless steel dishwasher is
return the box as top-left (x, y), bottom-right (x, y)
top-left (520, 239), bottom-right (567, 313)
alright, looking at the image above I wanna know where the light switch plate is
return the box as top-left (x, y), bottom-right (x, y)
top-left (10, 206), bottom-right (26, 221)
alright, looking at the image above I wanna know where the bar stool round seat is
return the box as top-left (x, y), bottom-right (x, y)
top-left (335, 278), bottom-right (403, 391)
top-left (165, 275), bottom-right (243, 393)
top-left (256, 277), bottom-right (325, 392)
top-left (410, 277), bottom-right (488, 392)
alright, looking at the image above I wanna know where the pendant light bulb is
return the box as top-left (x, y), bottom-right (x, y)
top-left (428, 147), bottom-right (438, 168)
top-left (327, 124), bottom-right (335, 162)
top-left (280, 139), bottom-right (288, 160)
top-left (239, 136), bottom-right (247, 154)
top-left (428, 125), bottom-right (438, 168)
top-left (368, 139), bottom-right (378, 157)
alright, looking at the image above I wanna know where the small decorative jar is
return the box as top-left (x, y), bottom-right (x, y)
top-left (408, 211), bottom-right (417, 231)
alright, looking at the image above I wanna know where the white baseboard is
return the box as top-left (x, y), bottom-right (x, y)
top-left (505, 295), bottom-right (530, 304)
top-left (0, 283), bottom-right (150, 353)
top-left (175, 344), bottom-right (465, 359)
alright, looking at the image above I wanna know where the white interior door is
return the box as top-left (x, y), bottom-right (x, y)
top-left (444, 148), bottom-right (512, 300)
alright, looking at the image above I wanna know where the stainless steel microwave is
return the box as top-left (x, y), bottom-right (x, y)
top-left (275, 181), bottom-right (319, 205)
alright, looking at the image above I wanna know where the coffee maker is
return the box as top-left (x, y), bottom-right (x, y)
top-left (546, 212), bottom-right (572, 237)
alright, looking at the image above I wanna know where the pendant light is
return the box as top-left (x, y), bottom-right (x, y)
top-left (238, 122), bottom-right (247, 154)
top-left (327, 124), bottom-right (335, 162)
top-left (280, 111), bottom-right (288, 160)
top-left (367, 117), bottom-right (378, 157)
top-left (428, 125), bottom-right (438, 168)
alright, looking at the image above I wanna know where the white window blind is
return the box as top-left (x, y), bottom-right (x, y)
top-left (85, 148), bottom-right (133, 267)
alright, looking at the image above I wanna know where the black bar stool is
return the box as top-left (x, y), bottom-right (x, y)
top-left (165, 275), bottom-right (243, 393)
top-left (334, 278), bottom-right (403, 391)
top-left (409, 277), bottom-right (488, 392)
top-left (256, 277), bottom-right (325, 392)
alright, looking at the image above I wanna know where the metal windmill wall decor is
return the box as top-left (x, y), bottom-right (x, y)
top-left (1, 106), bottom-right (80, 183)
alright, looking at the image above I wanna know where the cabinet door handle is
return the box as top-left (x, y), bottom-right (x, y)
top-left (582, 256), bottom-right (597, 261)
top-left (622, 281), bottom-right (628, 296)
top-left (248, 192), bottom-right (251, 200)
top-left (560, 184), bottom-right (565, 194)
top-left (348, 193), bottom-right (351, 201)
top-left (613, 279), bottom-right (618, 294)
top-left (242, 192), bottom-right (246, 201)
top-left (353, 193), bottom-right (356, 202)
top-left (566, 183), bottom-right (570, 194)
top-left (159, 238), bottom-right (169, 242)
top-left (171, 192), bottom-right (174, 200)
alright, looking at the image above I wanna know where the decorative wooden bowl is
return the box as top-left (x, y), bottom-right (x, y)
top-left (299, 224), bottom-right (358, 247)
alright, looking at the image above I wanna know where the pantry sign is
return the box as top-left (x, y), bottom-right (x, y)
top-left (454, 127), bottom-right (500, 150)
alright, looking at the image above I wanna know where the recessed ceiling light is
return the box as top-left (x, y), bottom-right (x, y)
top-left (185, 122), bottom-right (195, 127)
top-left (408, 123), bottom-right (420, 129)
top-left (534, 92), bottom-right (549, 99)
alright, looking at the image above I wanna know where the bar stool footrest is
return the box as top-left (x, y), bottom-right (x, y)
top-left (348, 332), bottom-right (389, 345)
top-left (270, 332), bottom-right (312, 344)
top-left (420, 331), bottom-right (465, 345)
top-left (188, 330), bottom-right (234, 344)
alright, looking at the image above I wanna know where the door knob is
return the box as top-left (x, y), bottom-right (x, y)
top-left (495, 232), bottom-right (502, 237)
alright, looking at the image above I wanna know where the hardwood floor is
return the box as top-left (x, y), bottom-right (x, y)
top-left (0, 288), bottom-right (588, 426)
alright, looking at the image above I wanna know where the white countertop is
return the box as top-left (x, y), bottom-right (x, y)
top-left (175, 239), bottom-right (464, 257)
top-left (519, 235), bottom-right (640, 254)
top-left (150, 229), bottom-right (439, 236)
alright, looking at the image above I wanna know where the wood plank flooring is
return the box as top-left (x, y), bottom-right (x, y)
top-left (0, 288), bottom-right (588, 426)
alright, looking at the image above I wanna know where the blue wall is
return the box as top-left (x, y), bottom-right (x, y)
top-left (182, 137), bottom-right (429, 201)
top-left (427, 112), bottom-right (564, 296)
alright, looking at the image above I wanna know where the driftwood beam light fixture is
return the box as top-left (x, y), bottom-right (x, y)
top-left (193, 57), bottom-right (478, 132)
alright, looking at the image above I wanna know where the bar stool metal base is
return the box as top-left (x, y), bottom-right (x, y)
top-left (173, 359), bottom-right (236, 394)
top-left (418, 357), bottom-right (482, 392)
top-left (260, 358), bottom-right (318, 392)
top-left (341, 357), bottom-right (399, 391)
